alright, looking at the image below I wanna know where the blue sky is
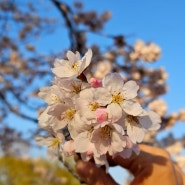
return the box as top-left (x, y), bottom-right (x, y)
top-left (29, 0), bottom-right (185, 138)
top-left (6, 0), bottom-right (185, 184)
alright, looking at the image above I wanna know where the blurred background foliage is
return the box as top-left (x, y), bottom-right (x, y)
top-left (0, 156), bottom-right (80, 185)
top-left (0, 0), bottom-right (184, 184)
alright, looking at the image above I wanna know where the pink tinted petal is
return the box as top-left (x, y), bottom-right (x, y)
top-left (96, 108), bottom-right (108, 123)
top-left (86, 143), bottom-right (95, 156)
top-left (74, 132), bottom-right (91, 153)
top-left (109, 131), bottom-right (126, 155)
top-left (125, 136), bottom-right (134, 148)
top-left (90, 78), bottom-right (102, 88)
top-left (63, 140), bottom-right (75, 156)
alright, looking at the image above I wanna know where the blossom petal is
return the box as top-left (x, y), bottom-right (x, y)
top-left (67, 50), bottom-right (79, 62)
top-left (108, 131), bottom-right (126, 155)
top-left (127, 122), bottom-right (145, 143)
top-left (94, 88), bottom-right (112, 105)
top-left (38, 107), bottom-right (51, 127)
top-left (122, 80), bottom-right (139, 99)
top-left (79, 48), bottom-right (92, 74)
top-left (103, 73), bottom-right (123, 92)
top-left (121, 100), bottom-right (143, 116)
top-left (74, 132), bottom-right (91, 153)
top-left (91, 129), bottom-right (108, 155)
top-left (63, 140), bottom-right (75, 156)
top-left (107, 103), bottom-right (123, 123)
top-left (94, 155), bottom-right (109, 172)
top-left (138, 110), bottom-right (161, 130)
top-left (147, 110), bottom-right (161, 130)
top-left (51, 65), bottom-right (76, 78)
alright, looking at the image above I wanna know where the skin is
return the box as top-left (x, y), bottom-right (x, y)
top-left (76, 144), bottom-right (185, 185)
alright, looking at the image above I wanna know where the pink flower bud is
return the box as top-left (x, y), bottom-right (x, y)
top-left (96, 108), bottom-right (108, 123)
top-left (90, 78), bottom-right (102, 88)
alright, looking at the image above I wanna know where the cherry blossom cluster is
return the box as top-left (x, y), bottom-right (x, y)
top-left (128, 40), bottom-right (161, 62)
top-left (35, 49), bottom-right (161, 171)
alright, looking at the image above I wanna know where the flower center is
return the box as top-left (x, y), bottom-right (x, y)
top-left (100, 125), bottom-right (112, 140)
top-left (90, 102), bottom-right (99, 111)
top-left (111, 92), bottom-right (124, 104)
top-left (51, 94), bottom-right (61, 104)
top-left (65, 108), bottom-right (76, 120)
top-left (87, 127), bottom-right (94, 138)
top-left (72, 83), bottom-right (81, 94)
top-left (126, 115), bottom-right (139, 125)
top-left (49, 137), bottom-right (60, 148)
top-left (71, 63), bottom-right (79, 72)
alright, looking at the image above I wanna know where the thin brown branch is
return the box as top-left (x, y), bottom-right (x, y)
top-left (51, 0), bottom-right (77, 50)
top-left (0, 91), bottom-right (38, 123)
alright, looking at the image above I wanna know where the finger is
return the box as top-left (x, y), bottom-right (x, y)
top-left (108, 144), bottom-right (170, 172)
top-left (76, 160), bottom-right (118, 185)
top-left (109, 144), bottom-right (184, 185)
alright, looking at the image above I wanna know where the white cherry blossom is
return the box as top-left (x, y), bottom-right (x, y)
top-left (124, 110), bottom-right (161, 143)
top-left (47, 101), bottom-right (82, 131)
top-left (102, 73), bottom-right (143, 117)
top-left (38, 85), bottom-right (64, 105)
top-left (52, 49), bottom-right (92, 79)
top-left (54, 78), bottom-right (90, 100)
top-left (91, 124), bottom-right (126, 156)
top-left (38, 106), bottom-right (62, 130)
top-left (76, 87), bottom-right (111, 124)
top-left (35, 131), bottom-right (64, 159)
top-left (36, 49), bottom-right (162, 170)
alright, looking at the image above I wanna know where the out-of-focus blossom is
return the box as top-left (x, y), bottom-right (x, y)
top-left (35, 131), bottom-right (64, 159)
top-left (148, 99), bottom-right (167, 116)
top-left (129, 40), bottom-right (161, 62)
top-left (178, 109), bottom-right (185, 121)
top-left (94, 60), bottom-right (112, 79)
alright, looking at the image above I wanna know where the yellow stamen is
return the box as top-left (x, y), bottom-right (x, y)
top-left (49, 138), bottom-right (60, 147)
top-left (71, 63), bottom-right (79, 71)
top-left (51, 94), bottom-right (61, 103)
top-left (127, 115), bottom-right (139, 125)
top-left (72, 83), bottom-right (81, 94)
top-left (111, 92), bottom-right (124, 104)
top-left (87, 127), bottom-right (94, 138)
top-left (90, 102), bottom-right (99, 111)
top-left (100, 125), bottom-right (112, 140)
top-left (65, 108), bottom-right (76, 120)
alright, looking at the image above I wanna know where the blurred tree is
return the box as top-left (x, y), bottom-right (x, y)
top-left (0, 0), bottom-right (185, 183)
top-left (0, 156), bottom-right (81, 185)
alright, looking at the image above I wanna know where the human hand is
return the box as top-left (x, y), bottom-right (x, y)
top-left (76, 144), bottom-right (185, 185)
